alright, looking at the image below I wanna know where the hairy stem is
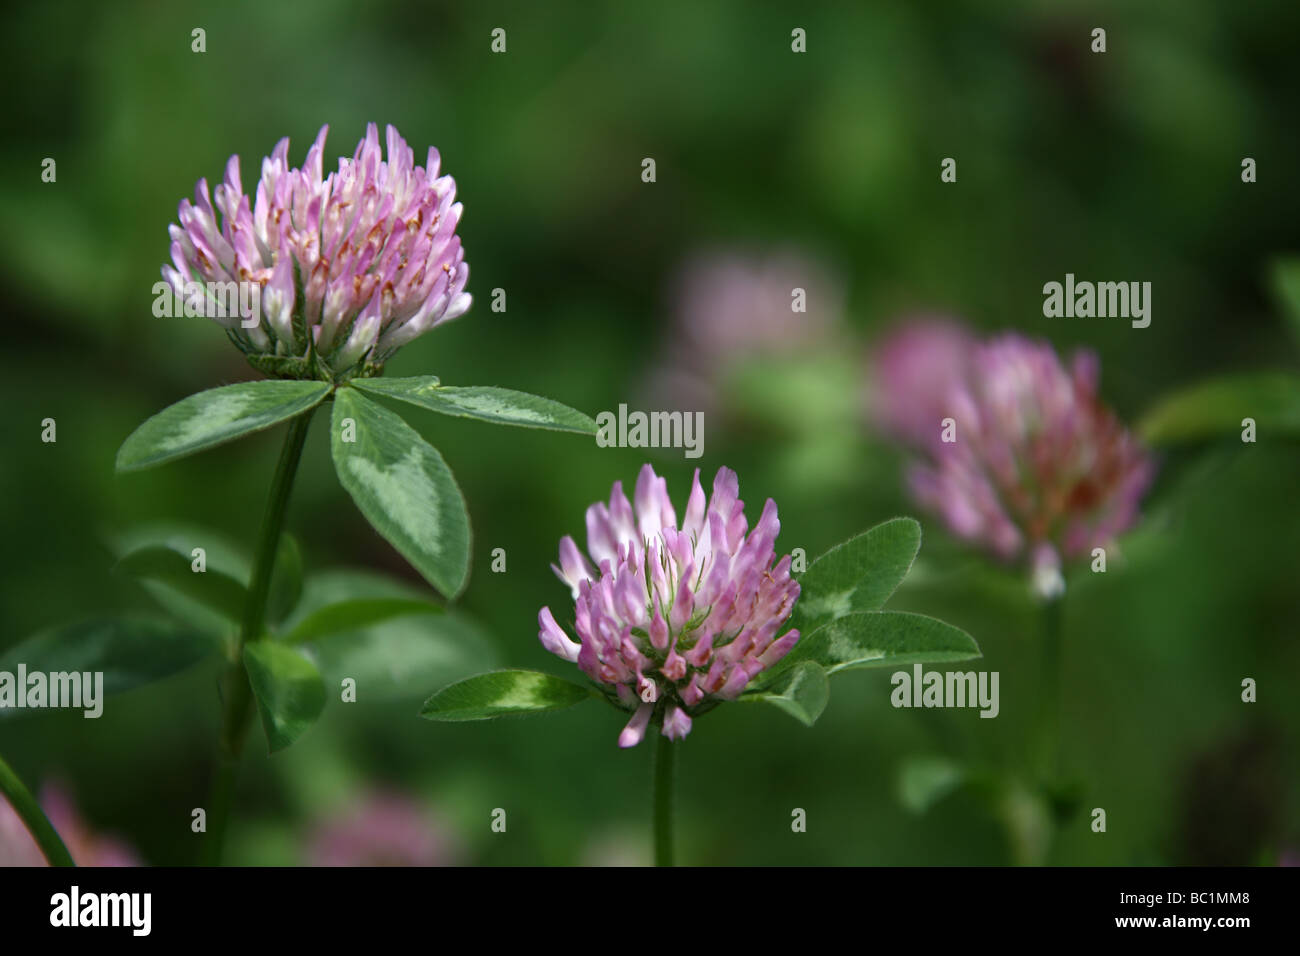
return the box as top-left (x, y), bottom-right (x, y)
top-left (1029, 592), bottom-right (1065, 866)
top-left (1040, 593), bottom-right (1064, 781)
top-left (0, 752), bottom-right (75, 866)
top-left (202, 408), bottom-right (315, 865)
top-left (653, 733), bottom-right (676, 867)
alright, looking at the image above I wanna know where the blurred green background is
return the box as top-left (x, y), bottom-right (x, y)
top-left (1, 0), bottom-right (1297, 865)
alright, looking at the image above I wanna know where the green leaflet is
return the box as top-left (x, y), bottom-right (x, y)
top-left (420, 669), bottom-right (596, 721)
top-left (116, 380), bottom-right (331, 471)
top-left (1139, 372), bottom-right (1300, 443)
top-left (115, 546), bottom-right (247, 623)
top-left (794, 517), bottom-right (922, 632)
top-left (0, 616), bottom-right (220, 710)
top-left (779, 610), bottom-right (981, 677)
top-left (242, 641), bottom-right (326, 752)
top-left (330, 387), bottom-right (472, 599)
top-left (740, 660), bottom-right (829, 727)
top-left (352, 378), bottom-right (597, 434)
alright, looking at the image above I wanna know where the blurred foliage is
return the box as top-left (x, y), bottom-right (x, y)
top-left (1, 0), bottom-right (1298, 865)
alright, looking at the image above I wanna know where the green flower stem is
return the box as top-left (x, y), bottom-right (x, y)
top-left (0, 751), bottom-right (75, 866)
top-left (1039, 593), bottom-right (1064, 782)
top-left (1028, 592), bottom-right (1065, 866)
top-left (653, 733), bottom-right (676, 867)
top-left (202, 407), bottom-right (316, 865)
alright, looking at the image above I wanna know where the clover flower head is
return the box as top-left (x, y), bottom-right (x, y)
top-left (305, 791), bottom-right (457, 867)
top-left (649, 247), bottom-right (843, 412)
top-left (164, 123), bottom-right (469, 379)
top-left (869, 317), bottom-right (976, 448)
top-left (672, 248), bottom-right (840, 358)
top-left (539, 465), bottom-right (801, 747)
top-left (897, 332), bottom-right (1154, 595)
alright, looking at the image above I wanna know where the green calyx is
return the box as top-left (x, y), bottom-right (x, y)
top-left (242, 350), bottom-right (385, 384)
